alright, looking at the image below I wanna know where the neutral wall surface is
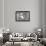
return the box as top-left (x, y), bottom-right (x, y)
top-left (4, 0), bottom-right (42, 32)
top-left (0, 0), bottom-right (3, 33)
top-left (42, 0), bottom-right (46, 37)
top-left (0, 0), bottom-right (3, 28)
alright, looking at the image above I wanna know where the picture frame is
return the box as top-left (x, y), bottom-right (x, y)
top-left (15, 11), bottom-right (30, 21)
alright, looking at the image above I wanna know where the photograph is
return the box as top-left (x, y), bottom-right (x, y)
top-left (15, 11), bottom-right (30, 21)
top-left (0, 0), bottom-right (46, 46)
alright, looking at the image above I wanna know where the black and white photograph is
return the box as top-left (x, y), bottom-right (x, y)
top-left (15, 11), bottom-right (30, 21)
top-left (0, 0), bottom-right (46, 46)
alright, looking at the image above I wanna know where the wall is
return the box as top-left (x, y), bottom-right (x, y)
top-left (0, 0), bottom-right (3, 28)
top-left (0, 0), bottom-right (3, 33)
top-left (42, 0), bottom-right (46, 37)
top-left (4, 0), bottom-right (42, 32)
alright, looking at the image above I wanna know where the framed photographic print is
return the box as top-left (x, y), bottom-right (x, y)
top-left (15, 11), bottom-right (30, 21)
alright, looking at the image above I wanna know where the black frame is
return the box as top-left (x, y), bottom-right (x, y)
top-left (15, 11), bottom-right (30, 22)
